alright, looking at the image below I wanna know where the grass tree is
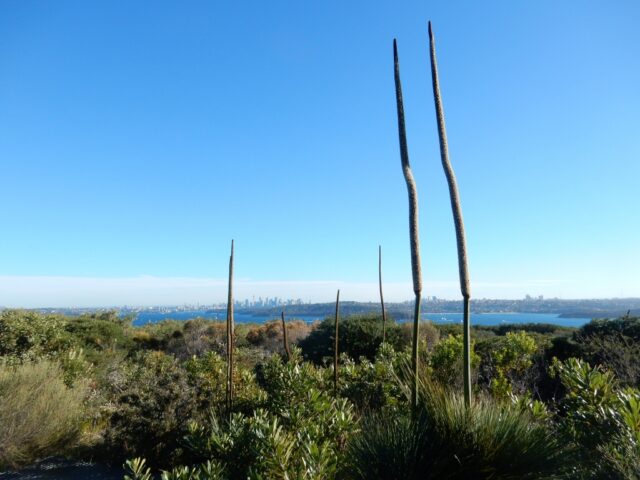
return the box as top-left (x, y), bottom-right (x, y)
top-left (280, 310), bottom-right (291, 361)
top-left (334, 289), bottom-right (340, 394)
top-left (393, 39), bottom-right (423, 409)
top-left (379, 245), bottom-right (387, 343)
top-left (428, 22), bottom-right (472, 406)
top-left (226, 239), bottom-right (235, 414)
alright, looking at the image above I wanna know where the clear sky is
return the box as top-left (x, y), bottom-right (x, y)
top-left (1, 1), bottom-right (639, 307)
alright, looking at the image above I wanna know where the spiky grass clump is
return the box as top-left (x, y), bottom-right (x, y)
top-left (346, 377), bottom-right (571, 479)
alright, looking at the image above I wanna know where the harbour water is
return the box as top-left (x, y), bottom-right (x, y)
top-left (132, 310), bottom-right (592, 328)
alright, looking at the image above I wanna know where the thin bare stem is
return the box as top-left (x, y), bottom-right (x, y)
top-left (428, 22), bottom-right (472, 406)
top-left (379, 245), bottom-right (387, 343)
top-left (281, 310), bottom-right (291, 361)
top-left (226, 239), bottom-right (235, 414)
top-left (394, 39), bottom-right (423, 410)
top-left (334, 289), bottom-right (340, 394)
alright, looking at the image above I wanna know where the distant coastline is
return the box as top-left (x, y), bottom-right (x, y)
top-left (4, 297), bottom-right (638, 327)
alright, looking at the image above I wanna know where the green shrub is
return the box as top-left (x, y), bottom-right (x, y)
top-left (346, 376), bottom-right (569, 479)
top-left (178, 349), bottom-right (356, 479)
top-left (428, 334), bottom-right (479, 390)
top-left (65, 315), bottom-right (133, 352)
top-left (0, 360), bottom-right (86, 469)
top-left (185, 410), bottom-right (341, 480)
top-left (338, 344), bottom-right (406, 413)
top-left (298, 314), bottom-right (409, 363)
top-left (573, 317), bottom-right (640, 388)
top-left (103, 351), bottom-right (199, 468)
top-left (0, 309), bottom-right (71, 360)
top-left (488, 331), bottom-right (538, 398)
top-left (578, 317), bottom-right (640, 341)
top-left (552, 357), bottom-right (640, 477)
top-left (185, 351), bottom-right (265, 417)
top-left (124, 457), bottom-right (226, 480)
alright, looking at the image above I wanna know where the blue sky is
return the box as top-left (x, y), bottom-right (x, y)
top-left (1, 1), bottom-right (639, 306)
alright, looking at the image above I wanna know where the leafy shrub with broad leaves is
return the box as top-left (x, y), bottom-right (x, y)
top-left (552, 357), bottom-right (640, 478)
top-left (185, 350), bottom-right (265, 417)
top-left (338, 343), bottom-right (406, 413)
top-left (136, 347), bottom-right (357, 479)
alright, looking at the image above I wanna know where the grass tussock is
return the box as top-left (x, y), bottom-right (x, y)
top-left (0, 359), bottom-right (86, 469)
top-left (346, 373), bottom-right (570, 479)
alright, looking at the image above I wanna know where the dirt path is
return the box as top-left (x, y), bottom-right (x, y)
top-left (0, 458), bottom-right (123, 480)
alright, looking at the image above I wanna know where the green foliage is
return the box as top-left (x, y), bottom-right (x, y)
top-left (5, 310), bottom-right (640, 477)
top-left (65, 315), bottom-right (134, 353)
top-left (476, 323), bottom-right (576, 336)
top-left (104, 351), bottom-right (199, 468)
top-left (509, 392), bottom-right (551, 422)
top-left (574, 317), bottom-right (640, 388)
top-left (185, 350), bottom-right (265, 417)
top-left (0, 309), bottom-right (71, 360)
top-left (124, 457), bottom-right (226, 480)
top-left (298, 314), bottom-right (408, 363)
top-left (182, 349), bottom-right (357, 479)
top-left (552, 357), bottom-right (640, 477)
top-left (0, 359), bottom-right (87, 469)
top-left (186, 410), bottom-right (340, 480)
top-left (346, 376), bottom-right (568, 479)
top-left (256, 348), bottom-right (356, 448)
top-left (428, 334), bottom-right (479, 389)
top-left (338, 344), bottom-right (406, 412)
top-left (124, 457), bottom-right (153, 480)
top-left (579, 317), bottom-right (640, 340)
top-left (489, 331), bottom-right (538, 398)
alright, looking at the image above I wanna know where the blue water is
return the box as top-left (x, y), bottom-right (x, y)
top-left (132, 310), bottom-right (591, 328)
top-left (423, 312), bottom-right (590, 328)
top-left (133, 311), bottom-right (324, 326)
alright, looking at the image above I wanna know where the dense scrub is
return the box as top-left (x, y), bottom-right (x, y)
top-left (0, 309), bottom-right (639, 478)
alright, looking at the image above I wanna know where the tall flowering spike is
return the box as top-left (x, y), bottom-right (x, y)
top-left (379, 245), bottom-right (387, 343)
top-left (226, 239), bottom-right (235, 414)
top-left (428, 21), bottom-right (472, 406)
top-left (281, 310), bottom-right (291, 361)
top-left (394, 39), bottom-right (423, 409)
top-left (333, 289), bottom-right (340, 394)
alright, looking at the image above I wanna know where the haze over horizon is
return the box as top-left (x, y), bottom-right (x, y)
top-left (1, 1), bottom-right (638, 307)
top-left (0, 274), bottom-right (637, 309)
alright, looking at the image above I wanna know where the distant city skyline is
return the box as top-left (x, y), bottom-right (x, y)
top-left (1, 1), bottom-right (638, 307)
top-left (0, 274), bottom-right (636, 309)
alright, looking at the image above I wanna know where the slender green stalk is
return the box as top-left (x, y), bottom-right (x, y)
top-left (379, 245), bottom-right (387, 344)
top-left (226, 239), bottom-right (235, 415)
top-left (281, 310), bottom-right (291, 361)
top-left (334, 289), bottom-right (340, 394)
top-left (428, 22), bottom-right (472, 406)
top-left (393, 39), bottom-right (423, 410)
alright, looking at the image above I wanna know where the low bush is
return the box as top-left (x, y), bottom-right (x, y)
top-left (102, 351), bottom-right (199, 468)
top-left (428, 334), bottom-right (480, 390)
top-left (298, 314), bottom-right (410, 363)
top-left (0, 310), bottom-right (71, 360)
top-left (346, 376), bottom-right (569, 479)
top-left (0, 360), bottom-right (86, 469)
top-left (572, 317), bottom-right (640, 388)
top-left (552, 357), bottom-right (640, 478)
